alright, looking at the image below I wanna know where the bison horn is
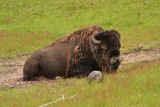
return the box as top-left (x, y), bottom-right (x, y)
top-left (92, 34), bottom-right (101, 44)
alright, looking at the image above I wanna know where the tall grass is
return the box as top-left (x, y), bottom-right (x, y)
top-left (0, 32), bottom-right (55, 58)
top-left (0, 0), bottom-right (160, 58)
top-left (0, 60), bottom-right (160, 107)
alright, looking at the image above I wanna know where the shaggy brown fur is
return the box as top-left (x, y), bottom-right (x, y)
top-left (23, 25), bottom-right (121, 81)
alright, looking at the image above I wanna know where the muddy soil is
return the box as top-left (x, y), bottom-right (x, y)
top-left (0, 48), bottom-right (160, 88)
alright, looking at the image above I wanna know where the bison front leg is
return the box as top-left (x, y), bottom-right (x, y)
top-left (73, 65), bottom-right (93, 78)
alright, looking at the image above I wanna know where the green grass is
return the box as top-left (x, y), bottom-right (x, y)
top-left (0, 60), bottom-right (160, 107)
top-left (0, 0), bottom-right (160, 58)
top-left (0, 1), bottom-right (160, 106)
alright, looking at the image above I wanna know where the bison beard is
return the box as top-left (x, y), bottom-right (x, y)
top-left (23, 25), bottom-right (121, 81)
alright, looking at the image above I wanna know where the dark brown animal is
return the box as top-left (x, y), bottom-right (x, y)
top-left (23, 25), bottom-right (121, 81)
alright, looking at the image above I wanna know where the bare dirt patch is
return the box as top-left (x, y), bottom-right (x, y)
top-left (121, 48), bottom-right (160, 63)
top-left (0, 48), bottom-right (160, 88)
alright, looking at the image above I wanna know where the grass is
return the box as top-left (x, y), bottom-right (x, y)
top-left (0, 32), bottom-right (55, 58)
top-left (0, 60), bottom-right (160, 107)
top-left (0, 0), bottom-right (160, 58)
top-left (0, 1), bottom-right (160, 106)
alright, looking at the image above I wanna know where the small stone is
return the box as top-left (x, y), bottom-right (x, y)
top-left (10, 85), bottom-right (14, 88)
top-left (6, 83), bottom-right (10, 86)
top-left (54, 76), bottom-right (62, 80)
top-left (87, 71), bottom-right (103, 83)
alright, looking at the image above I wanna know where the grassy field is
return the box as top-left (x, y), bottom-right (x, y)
top-left (0, 0), bottom-right (160, 58)
top-left (0, 0), bottom-right (160, 107)
top-left (0, 60), bottom-right (160, 107)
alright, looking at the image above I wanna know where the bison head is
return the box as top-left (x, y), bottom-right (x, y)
top-left (90, 30), bottom-right (121, 73)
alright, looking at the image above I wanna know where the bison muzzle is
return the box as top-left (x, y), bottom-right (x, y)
top-left (23, 25), bottom-right (121, 81)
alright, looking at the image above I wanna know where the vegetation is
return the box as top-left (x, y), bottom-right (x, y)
top-left (0, 0), bottom-right (160, 107)
top-left (0, 60), bottom-right (160, 107)
top-left (0, 0), bottom-right (160, 58)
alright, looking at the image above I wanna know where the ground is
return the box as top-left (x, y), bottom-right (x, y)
top-left (0, 0), bottom-right (160, 106)
top-left (0, 48), bottom-right (159, 88)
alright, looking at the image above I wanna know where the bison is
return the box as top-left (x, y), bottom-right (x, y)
top-left (23, 25), bottom-right (121, 81)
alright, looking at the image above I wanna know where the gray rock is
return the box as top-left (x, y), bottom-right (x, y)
top-left (54, 76), bottom-right (62, 80)
top-left (87, 71), bottom-right (103, 83)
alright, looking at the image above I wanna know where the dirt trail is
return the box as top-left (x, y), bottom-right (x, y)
top-left (0, 48), bottom-right (160, 88)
